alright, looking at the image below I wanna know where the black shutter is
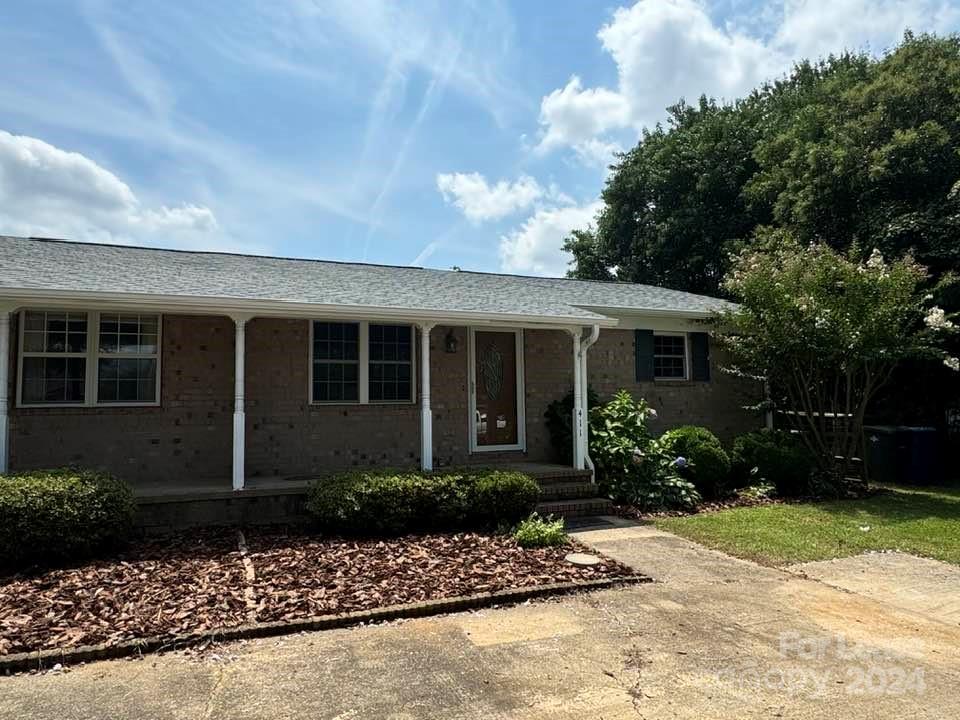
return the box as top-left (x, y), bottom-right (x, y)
top-left (691, 332), bottom-right (711, 382)
top-left (635, 329), bottom-right (654, 382)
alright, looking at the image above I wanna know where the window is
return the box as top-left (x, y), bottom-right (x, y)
top-left (311, 322), bottom-right (359, 402)
top-left (97, 314), bottom-right (159, 403)
top-left (18, 310), bottom-right (161, 407)
top-left (653, 333), bottom-right (687, 380)
top-left (310, 321), bottom-right (415, 404)
top-left (369, 324), bottom-right (412, 402)
top-left (20, 311), bottom-right (88, 404)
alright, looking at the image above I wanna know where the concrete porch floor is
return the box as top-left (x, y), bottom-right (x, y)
top-left (134, 462), bottom-right (592, 503)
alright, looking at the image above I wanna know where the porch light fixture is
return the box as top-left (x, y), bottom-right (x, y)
top-left (445, 329), bottom-right (459, 354)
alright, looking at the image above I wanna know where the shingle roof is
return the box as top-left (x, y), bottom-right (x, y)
top-left (0, 236), bottom-right (732, 323)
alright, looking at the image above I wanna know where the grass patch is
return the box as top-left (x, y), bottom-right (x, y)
top-left (655, 484), bottom-right (960, 566)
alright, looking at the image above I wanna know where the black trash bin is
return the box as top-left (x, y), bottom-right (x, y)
top-left (896, 426), bottom-right (939, 485)
top-left (864, 425), bottom-right (940, 485)
top-left (864, 425), bottom-right (899, 484)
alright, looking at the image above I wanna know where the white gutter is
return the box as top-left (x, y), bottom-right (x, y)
top-left (579, 324), bottom-right (601, 478)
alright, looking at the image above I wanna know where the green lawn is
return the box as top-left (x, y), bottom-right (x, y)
top-left (655, 484), bottom-right (960, 566)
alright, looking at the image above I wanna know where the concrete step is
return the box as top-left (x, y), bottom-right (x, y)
top-left (538, 481), bottom-right (602, 501)
top-left (535, 497), bottom-right (614, 519)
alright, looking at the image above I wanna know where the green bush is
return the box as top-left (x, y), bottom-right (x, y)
top-left (659, 426), bottom-right (732, 499)
top-left (0, 468), bottom-right (135, 570)
top-left (306, 469), bottom-right (540, 535)
top-left (544, 386), bottom-right (600, 464)
top-left (589, 390), bottom-right (700, 511)
top-left (730, 430), bottom-right (814, 497)
top-left (512, 513), bottom-right (567, 548)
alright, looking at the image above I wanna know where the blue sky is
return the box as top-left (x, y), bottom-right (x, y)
top-left (2, 1), bottom-right (959, 276)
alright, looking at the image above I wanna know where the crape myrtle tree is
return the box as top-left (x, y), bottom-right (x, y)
top-left (716, 232), bottom-right (958, 490)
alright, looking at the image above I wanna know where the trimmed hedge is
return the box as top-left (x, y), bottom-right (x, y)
top-left (0, 469), bottom-right (135, 570)
top-left (659, 426), bottom-right (732, 499)
top-left (730, 430), bottom-right (814, 497)
top-left (306, 469), bottom-right (540, 535)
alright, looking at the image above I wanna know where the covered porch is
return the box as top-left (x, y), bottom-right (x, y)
top-left (0, 300), bottom-right (610, 496)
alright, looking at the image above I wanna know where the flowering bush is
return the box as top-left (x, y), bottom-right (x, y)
top-left (589, 390), bottom-right (700, 511)
top-left (718, 233), bottom-right (956, 488)
top-left (660, 426), bottom-right (732, 498)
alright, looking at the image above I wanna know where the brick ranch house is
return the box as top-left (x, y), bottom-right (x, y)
top-left (0, 236), bottom-right (760, 514)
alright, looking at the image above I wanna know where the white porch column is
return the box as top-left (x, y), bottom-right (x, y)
top-left (580, 325), bottom-right (600, 478)
top-left (0, 310), bottom-right (9, 475)
top-left (419, 323), bottom-right (435, 471)
top-left (569, 328), bottom-right (584, 470)
top-left (231, 316), bottom-right (248, 491)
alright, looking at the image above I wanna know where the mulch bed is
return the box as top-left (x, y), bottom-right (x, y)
top-left (0, 529), bottom-right (632, 656)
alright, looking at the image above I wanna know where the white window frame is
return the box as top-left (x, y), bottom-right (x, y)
top-left (467, 327), bottom-right (527, 453)
top-left (652, 331), bottom-right (689, 381)
top-left (307, 319), bottom-right (417, 406)
top-left (16, 309), bottom-right (163, 408)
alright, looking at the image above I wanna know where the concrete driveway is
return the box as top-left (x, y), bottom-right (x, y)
top-left (3, 519), bottom-right (959, 719)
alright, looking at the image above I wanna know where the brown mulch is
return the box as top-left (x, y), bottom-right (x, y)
top-left (0, 529), bottom-right (632, 656)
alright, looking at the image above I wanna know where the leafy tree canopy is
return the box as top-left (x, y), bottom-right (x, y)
top-left (566, 33), bottom-right (960, 296)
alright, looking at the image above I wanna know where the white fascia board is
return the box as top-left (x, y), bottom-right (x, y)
top-left (0, 287), bottom-right (620, 329)
top-left (579, 306), bottom-right (719, 332)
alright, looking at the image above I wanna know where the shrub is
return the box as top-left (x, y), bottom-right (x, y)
top-left (467, 471), bottom-right (542, 527)
top-left (589, 390), bottom-right (700, 511)
top-left (512, 513), bottom-right (567, 548)
top-left (306, 469), bottom-right (539, 535)
top-left (730, 430), bottom-right (814, 497)
top-left (544, 386), bottom-right (600, 464)
top-left (0, 468), bottom-right (135, 570)
top-left (659, 426), bottom-right (732, 499)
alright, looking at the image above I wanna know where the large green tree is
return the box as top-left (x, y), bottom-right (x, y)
top-left (567, 33), bottom-right (960, 295)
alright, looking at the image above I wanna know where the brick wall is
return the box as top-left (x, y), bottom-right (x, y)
top-left (587, 329), bottom-right (761, 440)
top-left (8, 314), bottom-right (234, 487)
top-left (6, 317), bottom-right (760, 488)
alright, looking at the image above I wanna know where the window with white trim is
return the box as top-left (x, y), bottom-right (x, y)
top-left (97, 314), bottom-right (160, 403)
top-left (18, 310), bottom-right (161, 407)
top-left (311, 322), bottom-right (360, 402)
top-left (368, 324), bottom-right (413, 402)
top-left (653, 333), bottom-right (688, 380)
top-left (310, 321), bottom-right (415, 404)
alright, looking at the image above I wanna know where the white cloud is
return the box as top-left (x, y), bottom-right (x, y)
top-left (572, 138), bottom-right (623, 169)
top-left (537, 76), bottom-right (631, 152)
top-left (437, 172), bottom-right (547, 223)
top-left (499, 200), bottom-right (603, 277)
top-left (0, 130), bottom-right (229, 249)
top-left (536, 0), bottom-right (960, 155)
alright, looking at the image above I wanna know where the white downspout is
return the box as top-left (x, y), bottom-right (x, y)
top-left (579, 324), bottom-right (600, 479)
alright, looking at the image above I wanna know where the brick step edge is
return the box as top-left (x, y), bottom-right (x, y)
top-left (538, 483), bottom-right (601, 500)
top-left (536, 499), bottom-right (614, 519)
top-left (0, 575), bottom-right (650, 674)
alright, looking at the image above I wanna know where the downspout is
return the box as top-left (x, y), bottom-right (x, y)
top-left (579, 324), bottom-right (601, 479)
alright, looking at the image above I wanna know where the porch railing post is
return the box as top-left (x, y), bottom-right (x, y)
top-left (0, 310), bottom-right (9, 475)
top-left (231, 316), bottom-right (248, 491)
top-left (569, 328), bottom-right (583, 470)
top-left (419, 323), bottom-right (435, 471)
